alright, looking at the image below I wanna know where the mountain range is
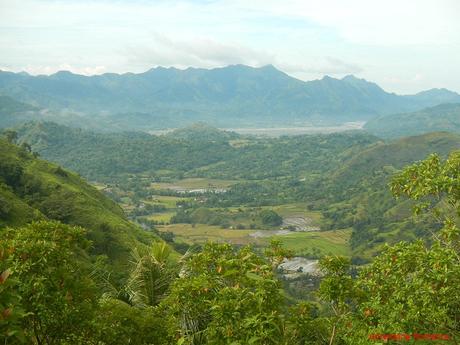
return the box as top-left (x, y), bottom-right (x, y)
top-left (1, 65), bottom-right (460, 130)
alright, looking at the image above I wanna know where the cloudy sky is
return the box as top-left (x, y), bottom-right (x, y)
top-left (0, 0), bottom-right (459, 93)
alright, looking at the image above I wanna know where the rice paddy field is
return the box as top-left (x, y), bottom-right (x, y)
top-left (150, 178), bottom-right (238, 191)
top-left (157, 224), bottom-right (257, 246)
top-left (277, 229), bottom-right (352, 257)
top-left (157, 223), bottom-right (351, 257)
top-left (112, 175), bottom-right (351, 258)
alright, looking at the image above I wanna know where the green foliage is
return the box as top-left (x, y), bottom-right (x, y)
top-left (0, 138), bottom-right (156, 270)
top-left (3, 129), bottom-right (18, 144)
top-left (15, 121), bottom-right (379, 183)
top-left (93, 298), bottom-right (171, 345)
top-left (264, 239), bottom-right (293, 268)
top-left (2, 221), bottom-right (98, 344)
top-left (259, 209), bottom-right (282, 226)
top-left (356, 241), bottom-right (460, 339)
top-left (16, 121), bottom-right (238, 181)
top-left (126, 242), bottom-right (176, 307)
top-left (391, 151), bottom-right (460, 219)
top-left (162, 243), bottom-right (287, 345)
top-left (285, 303), bottom-right (329, 345)
top-left (170, 206), bottom-right (286, 230)
top-left (316, 256), bottom-right (356, 345)
top-left (0, 244), bottom-right (26, 343)
top-left (0, 194), bottom-right (12, 217)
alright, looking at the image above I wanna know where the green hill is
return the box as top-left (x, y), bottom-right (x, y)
top-left (165, 123), bottom-right (239, 142)
top-left (364, 103), bottom-right (460, 138)
top-left (0, 137), bottom-right (155, 269)
top-left (318, 132), bottom-right (460, 259)
top-left (15, 121), bottom-right (239, 181)
top-left (15, 121), bottom-right (379, 183)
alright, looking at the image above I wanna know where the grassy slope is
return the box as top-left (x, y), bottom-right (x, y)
top-left (0, 138), bottom-right (155, 269)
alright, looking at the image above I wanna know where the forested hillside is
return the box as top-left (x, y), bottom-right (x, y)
top-left (15, 121), bottom-right (379, 181)
top-left (315, 132), bottom-right (460, 258)
top-left (0, 135), bottom-right (154, 269)
top-left (365, 103), bottom-right (460, 138)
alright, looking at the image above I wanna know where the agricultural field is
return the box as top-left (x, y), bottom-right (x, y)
top-left (278, 229), bottom-right (351, 257)
top-left (145, 199), bottom-right (348, 257)
top-left (150, 177), bottom-right (238, 192)
top-left (157, 224), bottom-right (351, 257)
top-left (146, 195), bottom-right (185, 208)
top-left (157, 223), bottom-right (256, 246)
top-left (98, 175), bottom-right (349, 258)
top-left (144, 195), bottom-right (188, 223)
top-left (265, 203), bottom-right (322, 231)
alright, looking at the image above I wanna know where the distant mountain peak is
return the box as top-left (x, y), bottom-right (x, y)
top-left (341, 75), bottom-right (374, 85)
top-left (342, 74), bottom-right (359, 81)
top-left (50, 70), bottom-right (78, 79)
top-left (259, 64), bottom-right (278, 71)
top-left (144, 66), bottom-right (179, 73)
top-left (415, 88), bottom-right (460, 97)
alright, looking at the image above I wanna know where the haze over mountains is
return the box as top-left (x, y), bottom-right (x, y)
top-left (1, 64), bottom-right (460, 131)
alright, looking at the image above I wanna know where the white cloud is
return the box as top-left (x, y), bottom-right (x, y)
top-left (0, 0), bottom-right (459, 93)
top-left (126, 33), bottom-right (274, 69)
top-left (280, 57), bottom-right (363, 76)
top-left (21, 64), bottom-right (107, 76)
top-left (233, 0), bottom-right (460, 46)
top-left (0, 63), bottom-right (107, 76)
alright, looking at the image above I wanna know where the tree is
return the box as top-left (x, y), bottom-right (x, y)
top-left (2, 221), bottom-right (98, 344)
top-left (3, 130), bottom-right (18, 144)
top-left (20, 142), bottom-right (32, 153)
top-left (354, 240), bottom-right (460, 342)
top-left (0, 242), bottom-right (26, 343)
top-left (161, 243), bottom-right (287, 344)
top-left (0, 195), bottom-right (12, 218)
top-left (126, 242), bottom-right (176, 307)
top-left (317, 256), bottom-right (356, 345)
top-left (93, 298), bottom-right (171, 345)
top-left (260, 209), bottom-right (283, 227)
